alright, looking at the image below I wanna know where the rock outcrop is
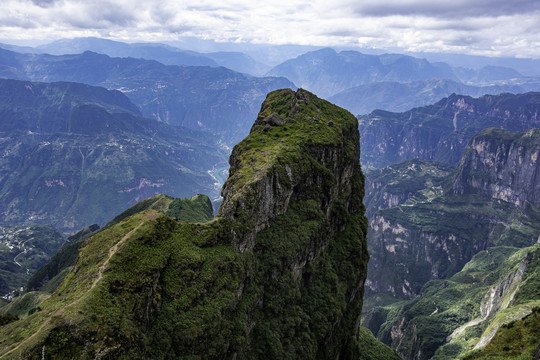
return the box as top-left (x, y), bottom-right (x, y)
top-left (362, 127), bottom-right (540, 359)
top-left (452, 127), bottom-right (540, 207)
top-left (0, 89), bottom-right (378, 360)
top-left (365, 128), bottom-right (540, 300)
top-left (358, 92), bottom-right (540, 170)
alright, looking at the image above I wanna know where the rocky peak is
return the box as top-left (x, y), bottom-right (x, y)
top-left (0, 89), bottom-right (375, 359)
top-left (219, 88), bottom-right (363, 252)
top-left (452, 127), bottom-right (540, 207)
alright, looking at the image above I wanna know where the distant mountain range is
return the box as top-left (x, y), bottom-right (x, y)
top-left (266, 48), bottom-right (458, 98)
top-left (329, 78), bottom-right (527, 116)
top-left (1, 37), bottom-right (271, 76)
top-left (0, 48), bottom-right (293, 145)
top-left (3, 41), bottom-right (540, 139)
top-left (266, 48), bottom-right (540, 114)
top-left (358, 92), bottom-right (540, 169)
top-left (0, 79), bottom-right (226, 231)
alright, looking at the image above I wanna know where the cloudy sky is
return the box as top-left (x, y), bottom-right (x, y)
top-left (2, 0), bottom-right (540, 58)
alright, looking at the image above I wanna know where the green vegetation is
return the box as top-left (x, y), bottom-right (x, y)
top-left (463, 307), bottom-right (540, 360)
top-left (26, 224), bottom-right (100, 293)
top-left (0, 291), bottom-right (49, 317)
top-left (104, 194), bottom-right (175, 228)
top-left (355, 327), bottom-right (402, 360)
top-left (0, 224), bottom-right (65, 295)
top-left (0, 89), bottom-right (379, 359)
top-left (364, 244), bottom-right (540, 360)
top-left (165, 194), bottom-right (214, 222)
top-left (24, 194), bottom-right (214, 299)
top-left (221, 88), bottom-right (359, 200)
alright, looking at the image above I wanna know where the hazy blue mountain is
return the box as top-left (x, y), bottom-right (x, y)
top-left (329, 78), bottom-right (527, 115)
top-left (0, 79), bottom-right (226, 231)
top-left (165, 36), bottom-right (321, 66)
top-left (0, 43), bottom-right (43, 54)
top-left (411, 51), bottom-right (540, 77)
top-left (0, 48), bottom-right (294, 145)
top-left (266, 48), bottom-right (459, 98)
top-left (37, 38), bottom-right (270, 75)
top-left (454, 65), bottom-right (524, 84)
top-left (36, 37), bottom-right (219, 67)
top-left (204, 51), bottom-right (271, 75)
top-left (358, 92), bottom-right (540, 169)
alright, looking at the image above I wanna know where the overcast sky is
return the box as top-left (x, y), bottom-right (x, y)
top-left (2, 0), bottom-right (540, 58)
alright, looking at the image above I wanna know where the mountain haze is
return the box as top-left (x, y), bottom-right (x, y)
top-left (329, 78), bottom-right (527, 116)
top-left (36, 37), bottom-right (219, 67)
top-left (0, 79), bottom-right (225, 231)
top-left (267, 48), bottom-right (458, 98)
top-left (0, 48), bottom-right (294, 144)
top-left (359, 92), bottom-right (540, 169)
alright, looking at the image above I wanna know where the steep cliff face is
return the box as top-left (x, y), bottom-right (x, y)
top-left (365, 244), bottom-right (540, 360)
top-left (365, 128), bottom-right (540, 300)
top-left (365, 202), bottom-right (534, 299)
top-left (358, 92), bottom-right (540, 170)
top-left (0, 89), bottom-right (378, 360)
top-left (219, 89), bottom-right (362, 253)
top-left (452, 128), bottom-right (540, 207)
top-left (362, 128), bottom-right (540, 360)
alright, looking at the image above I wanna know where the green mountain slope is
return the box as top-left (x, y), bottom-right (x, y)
top-left (364, 244), bottom-right (540, 360)
top-left (0, 89), bottom-right (392, 359)
top-left (463, 307), bottom-right (540, 360)
top-left (0, 79), bottom-right (226, 231)
top-left (0, 194), bottom-right (214, 319)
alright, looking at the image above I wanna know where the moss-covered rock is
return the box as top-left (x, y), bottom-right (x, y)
top-left (0, 89), bottom-right (377, 359)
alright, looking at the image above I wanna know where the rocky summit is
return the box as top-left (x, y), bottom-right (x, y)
top-left (0, 89), bottom-right (397, 359)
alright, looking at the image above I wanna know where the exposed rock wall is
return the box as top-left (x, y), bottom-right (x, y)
top-left (359, 92), bottom-right (540, 169)
top-left (452, 127), bottom-right (540, 207)
top-left (366, 128), bottom-right (540, 300)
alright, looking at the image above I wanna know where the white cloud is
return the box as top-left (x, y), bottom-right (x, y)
top-left (0, 0), bottom-right (539, 58)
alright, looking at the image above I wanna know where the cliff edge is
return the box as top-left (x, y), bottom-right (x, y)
top-left (0, 89), bottom-right (379, 359)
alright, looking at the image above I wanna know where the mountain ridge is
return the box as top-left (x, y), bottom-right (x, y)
top-left (0, 47), bottom-right (295, 145)
top-left (0, 78), bottom-right (226, 231)
top-left (358, 92), bottom-right (540, 169)
top-left (0, 88), bottom-right (388, 359)
top-left (362, 127), bottom-right (540, 359)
